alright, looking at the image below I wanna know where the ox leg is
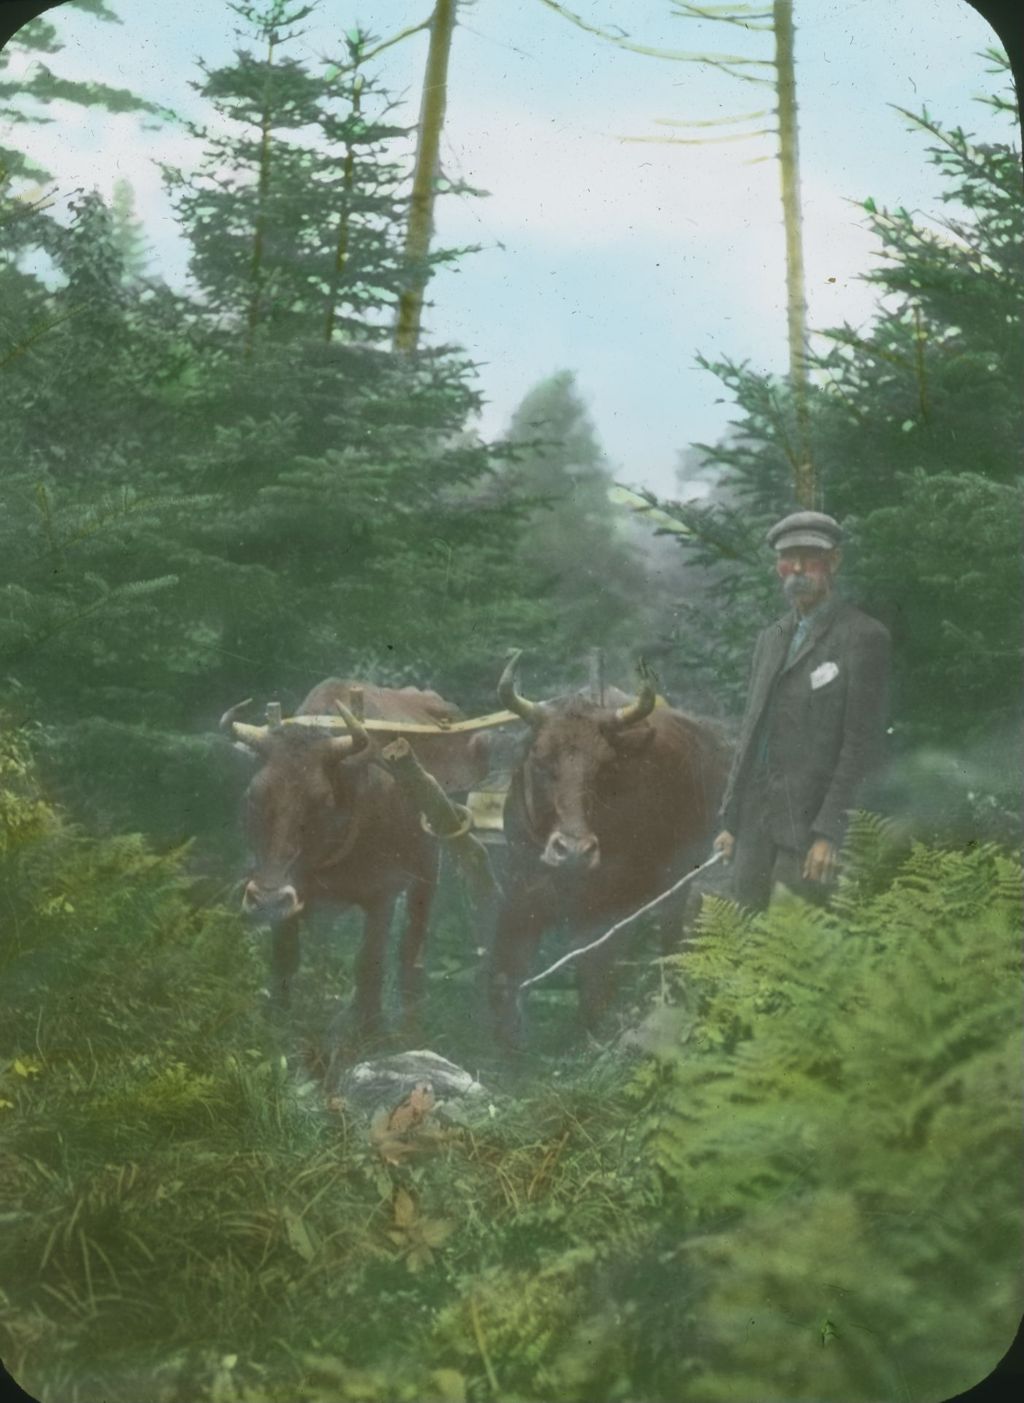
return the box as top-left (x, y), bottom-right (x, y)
top-left (351, 894), bottom-right (395, 1039)
top-left (269, 916), bottom-right (301, 1012)
top-left (488, 901), bottom-right (547, 1052)
top-left (398, 874), bottom-right (435, 1037)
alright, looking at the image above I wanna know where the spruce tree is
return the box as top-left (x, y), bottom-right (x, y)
top-left (165, 0), bottom-right (327, 353)
top-left (501, 371), bottom-right (650, 686)
top-left (108, 178), bottom-right (150, 283)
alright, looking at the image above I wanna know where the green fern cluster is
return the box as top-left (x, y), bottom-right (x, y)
top-left (434, 1249), bottom-right (597, 1395)
top-left (629, 817), bottom-right (1022, 1401)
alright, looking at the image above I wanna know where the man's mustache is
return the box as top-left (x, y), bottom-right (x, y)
top-left (783, 574), bottom-right (821, 599)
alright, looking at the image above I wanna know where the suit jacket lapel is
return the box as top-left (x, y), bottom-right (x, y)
top-left (744, 616), bottom-right (793, 735)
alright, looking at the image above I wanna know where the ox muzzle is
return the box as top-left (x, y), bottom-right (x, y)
top-left (541, 830), bottom-right (600, 871)
top-left (242, 880), bottom-right (303, 923)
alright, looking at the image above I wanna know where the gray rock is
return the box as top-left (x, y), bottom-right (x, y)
top-left (338, 1050), bottom-right (487, 1115)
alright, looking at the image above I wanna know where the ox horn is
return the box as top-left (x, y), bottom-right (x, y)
top-left (219, 698), bottom-right (271, 752)
top-left (497, 649), bottom-right (541, 725)
top-left (609, 658), bottom-right (658, 729)
top-left (329, 698), bottom-right (371, 757)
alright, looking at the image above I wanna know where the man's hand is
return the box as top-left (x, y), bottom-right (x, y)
top-left (803, 837), bottom-right (837, 883)
top-left (713, 830), bottom-right (735, 862)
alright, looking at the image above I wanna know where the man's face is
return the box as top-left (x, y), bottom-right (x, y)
top-left (775, 546), bottom-right (838, 610)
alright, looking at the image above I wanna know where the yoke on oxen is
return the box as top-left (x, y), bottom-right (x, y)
top-left (281, 693), bottom-right (519, 851)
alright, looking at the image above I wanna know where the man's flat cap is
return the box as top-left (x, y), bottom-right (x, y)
top-left (767, 511), bottom-right (843, 552)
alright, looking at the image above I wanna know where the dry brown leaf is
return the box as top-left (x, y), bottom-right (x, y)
top-left (392, 1186), bottom-right (416, 1229)
top-left (385, 1081), bottom-right (435, 1134)
top-left (369, 1082), bottom-right (439, 1163)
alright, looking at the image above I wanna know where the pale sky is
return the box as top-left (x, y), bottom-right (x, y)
top-left (1, 0), bottom-right (1012, 496)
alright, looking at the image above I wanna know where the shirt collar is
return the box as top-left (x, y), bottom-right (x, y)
top-left (792, 591), bottom-right (838, 632)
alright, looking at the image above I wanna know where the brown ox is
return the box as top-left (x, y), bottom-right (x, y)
top-left (221, 679), bottom-right (488, 1035)
top-left (489, 652), bottom-right (730, 1047)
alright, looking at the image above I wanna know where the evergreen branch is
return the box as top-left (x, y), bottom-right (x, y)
top-left (0, 182), bottom-right (63, 227)
top-left (978, 45), bottom-right (1010, 73)
top-left (34, 484), bottom-right (60, 565)
top-left (607, 485), bottom-right (693, 535)
top-left (612, 483), bottom-right (762, 563)
top-left (26, 65), bottom-right (171, 121)
top-left (672, 0), bottom-right (773, 10)
top-left (1, 576), bottom-right (179, 666)
top-left (815, 363), bottom-right (868, 421)
top-left (0, 305), bottom-right (85, 372)
top-left (2, 15), bottom-right (60, 56)
top-left (976, 92), bottom-right (1017, 117)
top-left (888, 104), bottom-right (995, 184)
top-left (23, 487), bottom-right (190, 566)
top-left (325, 17), bottom-right (434, 74)
top-left (759, 384), bottom-right (802, 476)
top-left (67, 0), bottom-right (123, 21)
top-left (620, 127), bottom-right (773, 145)
top-left (816, 325), bottom-right (912, 372)
top-left (652, 108), bottom-right (772, 126)
top-left (698, 58), bottom-right (775, 84)
top-left (534, 0), bottom-right (773, 65)
top-left (671, 3), bottom-right (774, 32)
top-left (912, 306), bottom-right (929, 422)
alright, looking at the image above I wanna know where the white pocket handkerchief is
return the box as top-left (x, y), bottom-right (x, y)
top-left (811, 661), bottom-right (839, 690)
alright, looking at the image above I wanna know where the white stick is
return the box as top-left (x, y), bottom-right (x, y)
top-left (518, 849), bottom-right (725, 992)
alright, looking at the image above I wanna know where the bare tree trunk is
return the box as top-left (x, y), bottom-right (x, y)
top-left (393, 0), bottom-right (458, 354)
top-left (773, 0), bottom-right (814, 506)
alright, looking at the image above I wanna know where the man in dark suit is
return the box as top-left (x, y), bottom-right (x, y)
top-left (713, 511), bottom-right (891, 910)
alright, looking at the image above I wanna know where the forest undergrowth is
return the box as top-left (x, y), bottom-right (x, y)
top-left (1, 729), bottom-right (1020, 1403)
